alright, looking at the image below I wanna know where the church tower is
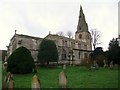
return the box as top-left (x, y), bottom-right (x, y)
top-left (75, 6), bottom-right (92, 51)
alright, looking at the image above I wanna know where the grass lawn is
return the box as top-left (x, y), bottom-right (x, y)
top-left (2, 66), bottom-right (119, 88)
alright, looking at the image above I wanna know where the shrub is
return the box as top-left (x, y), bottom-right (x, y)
top-left (37, 39), bottom-right (58, 66)
top-left (7, 46), bottom-right (35, 74)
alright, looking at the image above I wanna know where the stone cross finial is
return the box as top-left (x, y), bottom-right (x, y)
top-left (15, 30), bottom-right (17, 34)
top-left (49, 31), bottom-right (51, 35)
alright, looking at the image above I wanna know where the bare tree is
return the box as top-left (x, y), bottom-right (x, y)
top-left (66, 31), bottom-right (73, 38)
top-left (56, 31), bottom-right (65, 36)
top-left (66, 31), bottom-right (73, 47)
top-left (90, 29), bottom-right (101, 50)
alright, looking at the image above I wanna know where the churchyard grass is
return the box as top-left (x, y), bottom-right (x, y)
top-left (2, 66), bottom-right (119, 88)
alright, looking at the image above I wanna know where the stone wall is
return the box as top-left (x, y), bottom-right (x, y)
top-left (7, 33), bottom-right (92, 65)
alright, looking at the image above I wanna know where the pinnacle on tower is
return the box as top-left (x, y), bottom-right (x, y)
top-left (77, 5), bottom-right (88, 32)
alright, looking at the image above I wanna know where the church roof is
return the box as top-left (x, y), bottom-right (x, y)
top-left (45, 34), bottom-right (75, 41)
top-left (10, 34), bottom-right (42, 41)
top-left (10, 33), bottom-right (75, 43)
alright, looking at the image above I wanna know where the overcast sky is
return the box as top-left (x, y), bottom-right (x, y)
top-left (0, 0), bottom-right (119, 51)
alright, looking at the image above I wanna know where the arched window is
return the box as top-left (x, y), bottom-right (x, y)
top-left (18, 39), bottom-right (22, 45)
top-left (78, 43), bottom-right (81, 49)
top-left (61, 49), bottom-right (66, 60)
top-left (62, 40), bottom-right (64, 46)
top-left (78, 51), bottom-right (81, 59)
top-left (79, 34), bottom-right (82, 39)
top-left (84, 53), bottom-right (88, 59)
top-left (84, 45), bottom-right (87, 50)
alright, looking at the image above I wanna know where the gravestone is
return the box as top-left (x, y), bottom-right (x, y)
top-left (59, 70), bottom-right (67, 88)
top-left (110, 61), bottom-right (113, 69)
top-left (31, 75), bottom-right (40, 90)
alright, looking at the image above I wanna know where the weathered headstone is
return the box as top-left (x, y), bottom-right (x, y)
top-left (59, 70), bottom-right (67, 88)
top-left (90, 60), bottom-right (99, 70)
top-left (103, 60), bottom-right (107, 68)
top-left (110, 61), bottom-right (113, 69)
top-left (31, 75), bottom-right (40, 90)
top-left (114, 64), bottom-right (118, 69)
top-left (63, 64), bottom-right (66, 70)
top-left (2, 72), bottom-right (14, 89)
top-left (8, 79), bottom-right (14, 90)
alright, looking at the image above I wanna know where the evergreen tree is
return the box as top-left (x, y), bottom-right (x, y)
top-left (108, 38), bottom-right (120, 65)
top-left (90, 47), bottom-right (104, 67)
top-left (91, 47), bottom-right (104, 59)
top-left (7, 46), bottom-right (35, 74)
top-left (37, 39), bottom-right (58, 66)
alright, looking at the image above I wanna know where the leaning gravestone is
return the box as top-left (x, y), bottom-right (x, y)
top-left (8, 79), bottom-right (14, 89)
top-left (2, 72), bottom-right (14, 89)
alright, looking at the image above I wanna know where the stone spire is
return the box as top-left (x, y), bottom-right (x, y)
top-left (77, 5), bottom-right (88, 32)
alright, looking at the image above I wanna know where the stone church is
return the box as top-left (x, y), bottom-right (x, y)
top-left (6, 6), bottom-right (92, 65)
